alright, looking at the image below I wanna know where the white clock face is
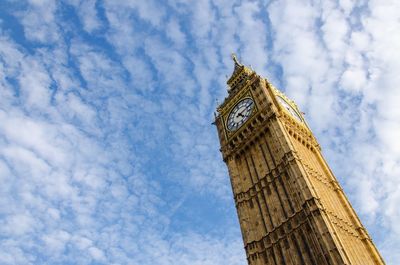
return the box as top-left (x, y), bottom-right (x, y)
top-left (276, 96), bottom-right (302, 122)
top-left (227, 98), bottom-right (254, 131)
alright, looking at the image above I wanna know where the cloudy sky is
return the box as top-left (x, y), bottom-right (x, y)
top-left (0, 0), bottom-right (399, 264)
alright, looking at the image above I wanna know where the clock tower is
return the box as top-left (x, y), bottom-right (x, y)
top-left (214, 55), bottom-right (385, 265)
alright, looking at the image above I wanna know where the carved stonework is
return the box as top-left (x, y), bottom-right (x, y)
top-left (214, 57), bottom-right (385, 265)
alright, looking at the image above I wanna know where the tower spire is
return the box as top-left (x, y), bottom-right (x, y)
top-left (231, 53), bottom-right (242, 67)
top-left (227, 53), bottom-right (253, 93)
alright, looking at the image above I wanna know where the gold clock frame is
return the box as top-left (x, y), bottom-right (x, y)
top-left (222, 90), bottom-right (258, 140)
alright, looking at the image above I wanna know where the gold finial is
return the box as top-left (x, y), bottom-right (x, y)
top-left (231, 53), bottom-right (242, 66)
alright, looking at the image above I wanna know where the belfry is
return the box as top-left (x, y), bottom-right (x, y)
top-left (214, 55), bottom-right (385, 265)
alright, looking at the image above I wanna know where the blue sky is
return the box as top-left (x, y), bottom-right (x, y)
top-left (0, 0), bottom-right (399, 264)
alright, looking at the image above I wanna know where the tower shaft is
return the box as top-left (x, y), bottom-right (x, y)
top-left (215, 59), bottom-right (385, 265)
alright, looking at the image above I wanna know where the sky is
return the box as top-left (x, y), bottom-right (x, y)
top-left (0, 0), bottom-right (399, 264)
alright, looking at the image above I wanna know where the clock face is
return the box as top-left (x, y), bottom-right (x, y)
top-left (226, 98), bottom-right (254, 131)
top-left (276, 96), bottom-right (302, 122)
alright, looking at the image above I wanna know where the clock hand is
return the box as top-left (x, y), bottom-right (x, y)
top-left (238, 108), bottom-right (249, 116)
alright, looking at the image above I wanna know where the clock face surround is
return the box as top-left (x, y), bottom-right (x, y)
top-left (276, 96), bottom-right (302, 122)
top-left (226, 98), bottom-right (254, 132)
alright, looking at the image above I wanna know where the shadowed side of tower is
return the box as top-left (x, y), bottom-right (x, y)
top-left (214, 55), bottom-right (385, 265)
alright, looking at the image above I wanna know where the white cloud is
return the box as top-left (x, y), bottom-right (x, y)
top-left (2, 213), bottom-right (35, 236)
top-left (340, 67), bottom-right (367, 92)
top-left (105, 0), bottom-right (166, 27)
top-left (88, 246), bottom-right (106, 261)
top-left (234, 1), bottom-right (268, 72)
top-left (18, 0), bottom-right (60, 43)
top-left (70, 0), bottom-right (102, 33)
top-left (166, 19), bottom-right (187, 46)
top-left (42, 230), bottom-right (71, 254)
top-left (190, 0), bottom-right (216, 39)
top-left (0, 6), bottom-right (247, 263)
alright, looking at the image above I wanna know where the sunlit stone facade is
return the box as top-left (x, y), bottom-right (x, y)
top-left (214, 56), bottom-right (385, 265)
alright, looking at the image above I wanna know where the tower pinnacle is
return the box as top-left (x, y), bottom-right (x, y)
top-left (231, 53), bottom-right (242, 67)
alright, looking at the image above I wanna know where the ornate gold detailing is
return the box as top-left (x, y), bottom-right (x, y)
top-left (244, 208), bottom-right (310, 248)
top-left (226, 54), bottom-right (255, 94)
top-left (233, 149), bottom-right (300, 204)
top-left (217, 77), bottom-right (254, 114)
top-left (325, 209), bottom-right (360, 238)
top-left (303, 163), bottom-right (333, 188)
top-left (231, 53), bottom-right (242, 67)
top-left (220, 108), bottom-right (275, 160)
top-left (270, 84), bottom-right (298, 110)
top-left (284, 119), bottom-right (319, 151)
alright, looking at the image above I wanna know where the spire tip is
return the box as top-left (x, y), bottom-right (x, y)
top-left (231, 53), bottom-right (242, 66)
